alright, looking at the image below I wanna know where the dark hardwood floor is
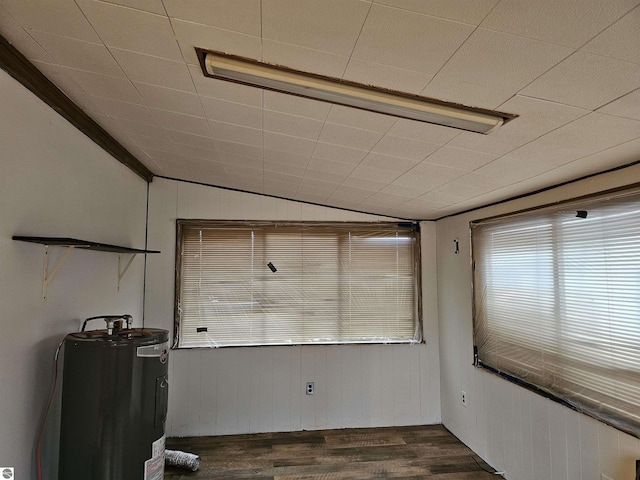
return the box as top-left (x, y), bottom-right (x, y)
top-left (165, 424), bottom-right (499, 479)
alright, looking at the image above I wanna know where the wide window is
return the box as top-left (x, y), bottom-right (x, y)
top-left (175, 221), bottom-right (421, 348)
top-left (472, 187), bottom-right (640, 438)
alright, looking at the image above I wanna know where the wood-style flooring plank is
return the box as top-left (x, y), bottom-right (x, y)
top-left (165, 425), bottom-right (498, 479)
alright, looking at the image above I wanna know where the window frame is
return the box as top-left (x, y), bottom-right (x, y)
top-left (174, 220), bottom-right (422, 349)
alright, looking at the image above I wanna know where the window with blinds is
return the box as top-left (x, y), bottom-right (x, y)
top-left (175, 221), bottom-right (421, 348)
top-left (472, 187), bottom-right (640, 438)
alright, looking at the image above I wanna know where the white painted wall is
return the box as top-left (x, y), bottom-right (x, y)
top-left (0, 71), bottom-right (148, 478)
top-left (145, 178), bottom-right (441, 436)
top-left (436, 165), bottom-right (640, 480)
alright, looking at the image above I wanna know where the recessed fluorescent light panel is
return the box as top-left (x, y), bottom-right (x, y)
top-left (197, 48), bottom-right (516, 134)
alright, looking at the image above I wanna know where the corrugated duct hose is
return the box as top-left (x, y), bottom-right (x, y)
top-left (165, 450), bottom-right (200, 471)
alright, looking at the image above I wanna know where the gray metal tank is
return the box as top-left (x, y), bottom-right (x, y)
top-left (58, 323), bottom-right (169, 480)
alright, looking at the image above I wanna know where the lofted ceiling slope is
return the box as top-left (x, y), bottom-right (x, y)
top-left (1, 0), bottom-right (639, 220)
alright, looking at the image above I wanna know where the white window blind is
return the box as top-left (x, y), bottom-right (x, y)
top-left (176, 221), bottom-right (421, 348)
top-left (472, 188), bottom-right (640, 438)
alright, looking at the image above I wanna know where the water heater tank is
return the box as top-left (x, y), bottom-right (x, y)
top-left (58, 326), bottom-right (169, 480)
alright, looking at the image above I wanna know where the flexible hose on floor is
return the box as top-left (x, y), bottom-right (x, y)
top-left (165, 450), bottom-right (200, 471)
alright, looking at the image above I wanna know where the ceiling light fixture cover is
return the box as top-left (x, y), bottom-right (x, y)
top-left (197, 48), bottom-right (516, 134)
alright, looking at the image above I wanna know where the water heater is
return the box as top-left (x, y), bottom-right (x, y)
top-left (58, 316), bottom-right (169, 480)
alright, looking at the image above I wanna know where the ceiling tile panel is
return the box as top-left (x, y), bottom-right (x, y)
top-left (171, 19), bottom-right (262, 66)
top-left (164, 0), bottom-right (261, 36)
top-left (342, 58), bottom-right (432, 94)
top-left (448, 95), bottom-right (589, 155)
top-left (446, 129), bottom-right (534, 157)
top-left (340, 177), bottom-right (387, 191)
top-left (353, 4), bottom-right (474, 75)
top-left (422, 146), bottom-right (498, 171)
top-left (262, 0), bottom-right (371, 56)
top-left (215, 141), bottom-right (263, 160)
top-left (500, 112), bottom-right (640, 169)
top-left (362, 191), bottom-right (410, 207)
top-left (99, 0), bottom-right (166, 15)
top-left (387, 118), bottom-right (460, 145)
top-left (165, 130), bottom-right (215, 150)
top-left (535, 137), bottom-right (640, 181)
top-left (350, 165), bottom-right (403, 183)
top-left (520, 52), bottom-right (640, 110)
top-left (312, 142), bottom-right (368, 165)
top-left (307, 157), bottom-right (356, 176)
top-left (372, 135), bottom-right (439, 160)
top-left (598, 88), bottom-right (640, 120)
top-left (2, 0), bottom-right (100, 42)
top-left (110, 48), bottom-right (195, 92)
top-left (0, 4), bottom-right (16, 26)
top-left (263, 111), bottom-right (324, 140)
top-left (373, 0), bottom-right (499, 25)
top-left (89, 96), bottom-right (156, 124)
top-left (393, 162), bottom-right (466, 189)
top-left (318, 123), bottom-right (384, 150)
top-left (261, 40), bottom-right (349, 78)
top-left (263, 178), bottom-right (301, 191)
top-left (76, 0), bottom-right (182, 61)
top-left (264, 161), bottom-right (307, 177)
top-left (498, 95), bottom-right (592, 132)
top-left (424, 28), bottom-right (573, 109)
top-left (360, 152), bottom-right (419, 172)
top-left (104, 116), bottom-right (165, 138)
top-left (263, 169), bottom-right (303, 184)
top-left (264, 91), bottom-right (331, 120)
top-left (296, 178), bottom-right (337, 194)
top-left (218, 153), bottom-right (263, 170)
top-left (303, 169), bottom-right (347, 184)
top-left (201, 97), bottom-right (263, 129)
top-left (27, 32), bottom-right (124, 77)
top-left (1, 26), bottom-right (53, 62)
top-left (480, 0), bottom-right (639, 48)
top-left (208, 121), bottom-right (263, 146)
top-left (134, 82), bottom-right (204, 116)
top-left (150, 109), bottom-right (210, 136)
top-left (63, 68), bottom-right (142, 103)
top-left (582, 6), bottom-right (640, 65)
top-left (325, 105), bottom-right (397, 133)
top-left (379, 184), bottom-right (433, 198)
top-left (171, 143), bottom-right (223, 162)
top-left (263, 132), bottom-right (317, 157)
top-left (353, 4), bottom-right (473, 75)
top-left (263, 149), bottom-right (310, 167)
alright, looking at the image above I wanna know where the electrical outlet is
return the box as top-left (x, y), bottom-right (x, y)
top-left (461, 390), bottom-right (467, 407)
top-left (306, 382), bottom-right (314, 395)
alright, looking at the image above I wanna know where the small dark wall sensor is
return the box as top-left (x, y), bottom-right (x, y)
top-left (267, 262), bottom-right (277, 272)
top-left (576, 210), bottom-right (588, 218)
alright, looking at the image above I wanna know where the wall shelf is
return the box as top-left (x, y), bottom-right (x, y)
top-left (12, 236), bottom-right (160, 298)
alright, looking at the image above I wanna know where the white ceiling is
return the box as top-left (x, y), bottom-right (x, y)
top-left (1, 0), bottom-right (639, 220)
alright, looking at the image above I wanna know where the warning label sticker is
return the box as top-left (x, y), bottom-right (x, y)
top-left (152, 435), bottom-right (166, 457)
top-left (144, 455), bottom-right (164, 480)
top-left (145, 435), bottom-right (166, 480)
